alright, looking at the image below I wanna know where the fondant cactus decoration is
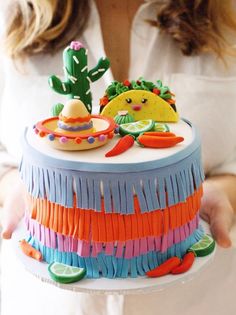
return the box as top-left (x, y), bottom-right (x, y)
top-left (48, 41), bottom-right (110, 113)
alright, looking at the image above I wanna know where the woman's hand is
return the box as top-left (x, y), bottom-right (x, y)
top-left (0, 170), bottom-right (26, 239)
top-left (200, 179), bottom-right (235, 248)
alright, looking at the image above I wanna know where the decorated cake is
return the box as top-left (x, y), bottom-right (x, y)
top-left (19, 41), bottom-right (215, 282)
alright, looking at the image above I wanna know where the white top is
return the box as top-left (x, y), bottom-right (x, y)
top-left (27, 120), bottom-right (193, 165)
top-left (0, 0), bottom-right (236, 177)
top-left (1, 1), bottom-right (236, 315)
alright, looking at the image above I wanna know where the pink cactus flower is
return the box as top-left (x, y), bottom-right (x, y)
top-left (70, 41), bottom-right (84, 50)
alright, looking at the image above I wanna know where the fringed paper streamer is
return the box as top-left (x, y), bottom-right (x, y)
top-left (27, 186), bottom-right (203, 242)
top-left (25, 212), bottom-right (200, 257)
top-left (27, 228), bottom-right (203, 278)
top-left (20, 144), bottom-right (204, 213)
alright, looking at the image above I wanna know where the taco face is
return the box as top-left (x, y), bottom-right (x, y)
top-left (101, 90), bottom-right (179, 122)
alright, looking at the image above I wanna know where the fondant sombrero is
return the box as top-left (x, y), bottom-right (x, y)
top-left (34, 99), bottom-right (117, 151)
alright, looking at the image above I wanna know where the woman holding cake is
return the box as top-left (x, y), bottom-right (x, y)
top-left (0, 1), bottom-right (236, 315)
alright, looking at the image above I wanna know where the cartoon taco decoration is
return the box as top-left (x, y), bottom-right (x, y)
top-left (100, 79), bottom-right (179, 122)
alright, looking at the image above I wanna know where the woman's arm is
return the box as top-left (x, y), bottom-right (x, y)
top-left (201, 175), bottom-right (236, 248)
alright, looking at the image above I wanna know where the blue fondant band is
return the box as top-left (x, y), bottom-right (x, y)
top-left (20, 119), bottom-right (204, 212)
top-left (20, 148), bottom-right (204, 212)
top-left (57, 120), bottom-right (93, 131)
top-left (22, 119), bottom-right (201, 173)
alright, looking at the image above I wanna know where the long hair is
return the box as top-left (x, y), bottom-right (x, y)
top-left (4, 0), bottom-right (236, 59)
top-left (4, 0), bottom-right (90, 59)
top-left (155, 0), bottom-right (236, 59)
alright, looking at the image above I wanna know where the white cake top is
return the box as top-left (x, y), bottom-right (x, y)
top-left (26, 119), bottom-right (194, 166)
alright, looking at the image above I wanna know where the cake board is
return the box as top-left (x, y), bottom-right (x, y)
top-left (11, 220), bottom-right (215, 296)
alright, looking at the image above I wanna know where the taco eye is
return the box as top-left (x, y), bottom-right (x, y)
top-left (126, 98), bottom-right (132, 104)
top-left (141, 98), bottom-right (147, 104)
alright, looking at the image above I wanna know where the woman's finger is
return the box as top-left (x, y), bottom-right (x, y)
top-left (1, 181), bottom-right (26, 239)
top-left (210, 213), bottom-right (232, 248)
top-left (200, 180), bottom-right (235, 247)
top-left (201, 205), bottom-right (233, 247)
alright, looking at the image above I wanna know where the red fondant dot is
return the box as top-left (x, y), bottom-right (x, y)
top-left (39, 131), bottom-right (46, 137)
top-left (75, 137), bottom-right (82, 144)
top-left (108, 132), bottom-right (114, 139)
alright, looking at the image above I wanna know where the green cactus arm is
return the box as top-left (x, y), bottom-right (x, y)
top-left (87, 57), bottom-right (110, 82)
top-left (48, 75), bottom-right (71, 95)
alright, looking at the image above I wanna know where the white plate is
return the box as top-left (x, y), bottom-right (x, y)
top-left (12, 220), bottom-right (215, 295)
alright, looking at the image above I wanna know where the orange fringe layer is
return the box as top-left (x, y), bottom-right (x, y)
top-left (28, 185), bottom-right (203, 243)
top-left (59, 113), bottom-right (91, 123)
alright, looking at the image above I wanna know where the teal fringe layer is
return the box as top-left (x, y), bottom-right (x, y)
top-left (28, 228), bottom-right (204, 278)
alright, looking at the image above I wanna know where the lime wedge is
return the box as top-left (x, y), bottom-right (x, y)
top-left (154, 123), bottom-right (170, 132)
top-left (188, 234), bottom-right (215, 257)
top-left (48, 262), bottom-right (86, 283)
top-left (119, 119), bottom-right (155, 137)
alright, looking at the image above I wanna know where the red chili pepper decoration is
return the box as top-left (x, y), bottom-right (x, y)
top-left (171, 252), bottom-right (195, 274)
top-left (137, 134), bottom-right (184, 148)
top-left (143, 131), bottom-right (176, 137)
top-left (146, 257), bottom-right (181, 278)
top-left (105, 134), bottom-right (135, 157)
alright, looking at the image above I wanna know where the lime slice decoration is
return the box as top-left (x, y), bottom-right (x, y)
top-left (188, 234), bottom-right (215, 257)
top-left (119, 119), bottom-right (155, 137)
top-left (154, 123), bottom-right (170, 132)
top-left (48, 262), bottom-right (86, 284)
